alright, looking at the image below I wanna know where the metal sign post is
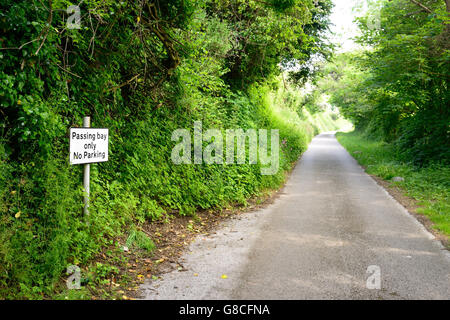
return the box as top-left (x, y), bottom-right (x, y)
top-left (83, 116), bottom-right (90, 215)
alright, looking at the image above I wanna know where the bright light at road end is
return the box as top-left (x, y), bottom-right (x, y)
top-left (329, 0), bottom-right (366, 52)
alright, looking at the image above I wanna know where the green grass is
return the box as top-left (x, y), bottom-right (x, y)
top-left (125, 229), bottom-right (155, 253)
top-left (337, 131), bottom-right (450, 236)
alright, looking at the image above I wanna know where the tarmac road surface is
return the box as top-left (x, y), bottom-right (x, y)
top-left (142, 133), bottom-right (450, 300)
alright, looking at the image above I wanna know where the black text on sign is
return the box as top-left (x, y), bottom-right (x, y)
top-left (70, 128), bottom-right (109, 165)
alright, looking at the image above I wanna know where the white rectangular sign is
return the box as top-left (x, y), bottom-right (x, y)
top-left (70, 128), bottom-right (109, 165)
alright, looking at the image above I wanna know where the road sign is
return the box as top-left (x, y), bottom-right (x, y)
top-left (70, 127), bottom-right (109, 165)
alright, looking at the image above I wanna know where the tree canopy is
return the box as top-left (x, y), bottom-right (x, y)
top-left (318, 0), bottom-right (449, 165)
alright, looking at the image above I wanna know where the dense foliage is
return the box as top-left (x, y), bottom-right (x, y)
top-left (319, 0), bottom-right (449, 165)
top-left (0, 0), bottom-right (337, 298)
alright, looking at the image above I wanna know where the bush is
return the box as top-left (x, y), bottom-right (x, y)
top-left (0, 0), bottom-right (339, 298)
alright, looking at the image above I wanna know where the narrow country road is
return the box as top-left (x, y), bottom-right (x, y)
top-left (142, 133), bottom-right (450, 300)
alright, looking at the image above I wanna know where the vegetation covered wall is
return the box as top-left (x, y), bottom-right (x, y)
top-left (0, 0), bottom-right (341, 298)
